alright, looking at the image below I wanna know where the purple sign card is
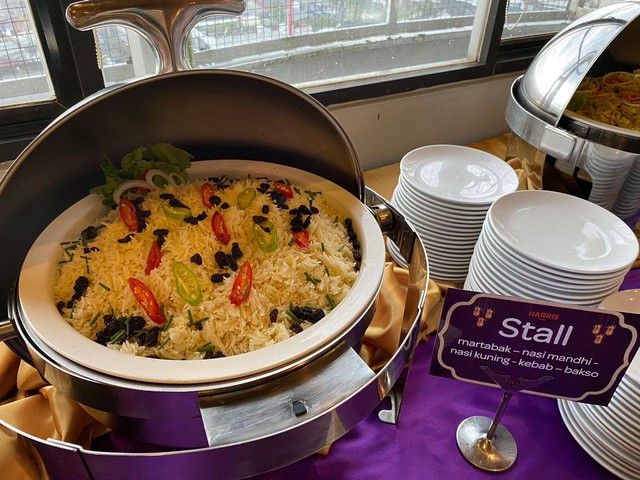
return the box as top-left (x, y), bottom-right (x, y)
top-left (429, 289), bottom-right (640, 405)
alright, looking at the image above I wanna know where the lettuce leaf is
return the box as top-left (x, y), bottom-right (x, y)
top-left (90, 143), bottom-right (193, 207)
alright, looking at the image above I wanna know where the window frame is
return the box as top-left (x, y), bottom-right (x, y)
top-left (0, 0), bottom-right (552, 162)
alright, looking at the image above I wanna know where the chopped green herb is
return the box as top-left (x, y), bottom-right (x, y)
top-left (293, 186), bottom-right (301, 195)
top-left (326, 294), bottom-right (336, 309)
top-left (285, 309), bottom-right (301, 323)
top-left (338, 243), bottom-right (347, 252)
top-left (334, 216), bottom-right (339, 224)
top-left (324, 265), bottom-right (331, 277)
top-left (109, 330), bottom-right (125, 344)
top-left (189, 316), bottom-right (210, 326)
top-left (161, 315), bottom-right (174, 332)
top-left (321, 242), bottom-right (325, 252)
top-left (158, 337), bottom-right (170, 350)
top-left (98, 282), bottom-right (111, 292)
top-left (80, 255), bottom-right (91, 274)
top-left (187, 309), bottom-right (193, 323)
top-left (196, 342), bottom-right (218, 352)
top-left (305, 190), bottom-right (321, 201)
top-left (288, 237), bottom-right (295, 247)
top-left (89, 312), bottom-right (101, 326)
top-left (304, 272), bottom-right (321, 285)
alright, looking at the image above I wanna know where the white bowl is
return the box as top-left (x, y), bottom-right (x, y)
top-left (18, 160), bottom-right (386, 384)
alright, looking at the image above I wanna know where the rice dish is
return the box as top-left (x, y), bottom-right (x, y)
top-left (53, 175), bottom-right (361, 360)
top-left (567, 70), bottom-right (640, 131)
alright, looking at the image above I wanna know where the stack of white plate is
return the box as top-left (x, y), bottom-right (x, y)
top-left (464, 190), bottom-right (639, 307)
top-left (558, 290), bottom-right (640, 480)
top-left (584, 143), bottom-right (637, 211)
top-left (389, 145), bottom-right (518, 282)
top-left (612, 155), bottom-right (640, 220)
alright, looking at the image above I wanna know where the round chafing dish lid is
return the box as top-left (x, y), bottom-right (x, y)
top-left (517, 1), bottom-right (640, 126)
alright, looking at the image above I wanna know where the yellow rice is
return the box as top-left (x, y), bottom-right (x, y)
top-left (53, 177), bottom-right (358, 360)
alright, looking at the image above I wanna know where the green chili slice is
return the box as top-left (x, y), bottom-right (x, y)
top-left (237, 187), bottom-right (257, 210)
top-left (252, 220), bottom-right (279, 252)
top-left (172, 262), bottom-right (202, 306)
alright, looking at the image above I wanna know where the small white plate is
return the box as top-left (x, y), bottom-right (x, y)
top-left (400, 145), bottom-right (518, 205)
top-left (488, 190), bottom-right (638, 274)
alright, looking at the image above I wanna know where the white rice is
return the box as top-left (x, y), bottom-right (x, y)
top-left (53, 177), bottom-right (358, 360)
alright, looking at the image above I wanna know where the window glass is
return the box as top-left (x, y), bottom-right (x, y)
top-left (93, 0), bottom-right (496, 88)
top-left (0, 0), bottom-right (54, 107)
top-left (501, 0), bottom-right (588, 40)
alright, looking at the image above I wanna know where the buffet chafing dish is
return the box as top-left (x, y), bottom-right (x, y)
top-left (505, 1), bottom-right (640, 222)
top-left (0, 1), bottom-right (429, 478)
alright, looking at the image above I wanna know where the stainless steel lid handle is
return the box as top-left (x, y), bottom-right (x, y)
top-left (66, 0), bottom-right (246, 74)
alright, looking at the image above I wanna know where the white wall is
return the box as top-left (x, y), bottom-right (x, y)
top-left (329, 72), bottom-right (521, 170)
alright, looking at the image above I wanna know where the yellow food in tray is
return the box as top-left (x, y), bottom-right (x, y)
top-left (567, 70), bottom-right (640, 131)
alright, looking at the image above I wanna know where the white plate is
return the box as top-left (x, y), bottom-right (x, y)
top-left (473, 237), bottom-right (623, 300)
top-left (559, 400), bottom-right (640, 480)
top-left (400, 145), bottom-right (518, 205)
top-left (482, 224), bottom-right (630, 281)
top-left (476, 232), bottom-right (625, 291)
top-left (396, 176), bottom-right (496, 213)
top-left (488, 191), bottom-right (638, 274)
top-left (393, 187), bottom-right (488, 224)
top-left (19, 160), bottom-right (386, 384)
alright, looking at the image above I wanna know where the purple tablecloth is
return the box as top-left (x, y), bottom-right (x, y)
top-left (250, 269), bottom-right (640, 479)
top-left (254, 337), bottom-right (618, 480)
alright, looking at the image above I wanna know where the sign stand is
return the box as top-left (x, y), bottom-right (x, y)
top-left (456, 366), bottom-right (553, 472)
top-left (456, 391), bottom-right (516, 472)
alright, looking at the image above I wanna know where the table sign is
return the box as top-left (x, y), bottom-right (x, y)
top-left (429, 288), bottom-right (640, 472)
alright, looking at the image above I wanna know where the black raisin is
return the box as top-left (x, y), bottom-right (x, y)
top-left (252, 215), bottom-right (268, 224)
top-left (168, 198), bottom-right (189, 209)
top-left (210, 195), bottom-right (222, 206)
top-left (214, 251), bottom-right (227, 268)
top-left (117, 234), bottom-right (134, 243)
top-left (191, 253), bottom-right (203, 265)
top-left (196, 211), bottom-right (207, 221)
top-left (261, 205), bottom-right (270, 214)
top-left (226, 254), bottom-right (238, 271)
top-left (183, 216), bottom-right (199, 225)
top-left (344, 218), bottom-right (353, 230)
top-left (159, 193), bottom-right (174, 200)
top-left (298, 205), bottom-right (311, 215)
top-left (129, 316), bottom-right (146, 331)
top-left (292, 306), bottom-right (325, 323)
top-left (210, 273), bottom-right (228, 283)
top-left (290, 323), bottom-right (303, 334)
top-left (231, 242), bottom-right (243, 259)
top-left (153, 228), bottom-right (169, 236)
top-left (258, 182), bottom-right (270, 193)
top-left (220, 202), bottom-right (230, 210)
top-left (156, 235), bottom-right (166, 249)
top-left (310, 206), bottom-right (319, 214)
top-left (269, 309), bottom-right (278, 323)
top-left (56, 301), bottom-right (65, 313)
top-left (138, 327), bottom-right (160, 347)
top-left (302, 215), bottom-right (312, 228)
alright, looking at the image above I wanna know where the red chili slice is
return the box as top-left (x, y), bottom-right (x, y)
top-left (273, 182), bottom-right (294, 198)
top-left (229, 261), bottom-right (252, 305)
top-left (212, 211), bottom-right (231, 245)
top-left (118, 198), bottom-right (139, 232)
top-left (292, 229), bottom-right (310, 249)
top-left (201, 182), bottom-right (216, 208)
top-left (144, 240), bottom-right (162, 275)
top-left (128, 277), bottom-right (165, 325)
